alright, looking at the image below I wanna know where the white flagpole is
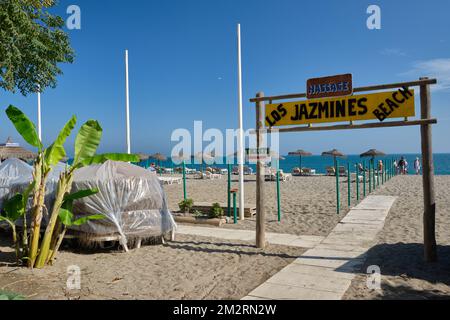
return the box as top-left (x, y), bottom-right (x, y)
top-left (237, 24), bottom-right (245, 221)
top-left (125, 50), bottom-right (131, 154)
top-left (37, 89), bottom-right (42, 141)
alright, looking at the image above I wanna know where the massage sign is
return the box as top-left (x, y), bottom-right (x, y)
top-left (265, 74), bottom-right (415, 127)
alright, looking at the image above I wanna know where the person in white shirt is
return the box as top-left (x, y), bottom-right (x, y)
top-left (414, 157), bottom-right (421, 175)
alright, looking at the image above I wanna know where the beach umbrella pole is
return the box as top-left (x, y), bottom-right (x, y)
top-left (347, 162), bottom-right (351, 207)
top-left (356, 163), bottom-right (360, 201)
top-left (363, 161), bottom-right (366, 197)
top-left (233, 192), bottom-right (237, 224)
top-left (227, 164), bottom-right (231, 217)
top-left (182, 161), bottom-right (187, 200)
top-left (335, 157), bottom-right (340, 215)
top-left (276, 170), bottom-right (281, 222)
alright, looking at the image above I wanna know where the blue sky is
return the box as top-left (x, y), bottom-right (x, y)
top-left (1, 0), bottom-right (450, 156)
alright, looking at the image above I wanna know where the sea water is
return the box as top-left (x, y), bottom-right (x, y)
top-left (144, 153), bottom-right (450, 176)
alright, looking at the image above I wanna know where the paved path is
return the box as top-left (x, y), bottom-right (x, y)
top-left (176, 225), bottom-right (325, 249)
top-left (242, 195), bottom-right (397, 300)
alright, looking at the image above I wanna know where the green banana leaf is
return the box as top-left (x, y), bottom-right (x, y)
top-left (1, 194), bottom-right (25, 222)
top-left (73, 120), bottom-right (103, 165)
top-left (59, 188), bottom-right (104, 227)
top-left (5, 105), bottom-right (42, 150)
top-left (44, 116), bottom-right (77, 167)
top-left (80, 153), bottom-right (140, 167)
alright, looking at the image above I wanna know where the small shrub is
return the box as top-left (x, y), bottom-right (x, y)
top-left (192, 210), bottom-right (203, 217)
top-left (209, 203), bottom-right (224, 219)
top-left (178, 198), bottom-right (194, 213)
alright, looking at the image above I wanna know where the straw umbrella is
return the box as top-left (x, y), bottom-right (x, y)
top-left (322, 149), bottom-right (346, 168)
top-left (360, 149), bottom-right (385, 165)
top-left (361, 149), bottom-right (386, 189)
top-left (0, 137), bottom-right (36, 162)
top-left (322, 149), bottom-right (346, 215)
top-left (150, 153), bottom-right (167, 168)
top-left (194, 152), bottom-right (215, 173)
top-left (288, 149), bottom-right (312, 170)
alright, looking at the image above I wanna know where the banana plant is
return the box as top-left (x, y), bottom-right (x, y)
top-left (4, 105), bottom-right (139, 268)
top-left (46, 188), bottom-right (104, 264)
top-left (0, 182), bottom-right (35, 262)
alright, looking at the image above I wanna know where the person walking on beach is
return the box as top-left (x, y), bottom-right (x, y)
top-left (393, 160), bottom-right (398, 175)
top-left (398, 157), bottom-right (406, 175)
top-left (378, 160), bottom-right (383, 174)
top-left (414, 157), bottom-right (421, 175)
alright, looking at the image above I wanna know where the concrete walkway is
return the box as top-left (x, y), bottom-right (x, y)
top-left (176, 225), bottom-right (325, 249)
top-left (242, 195), bottom-right (397, 300)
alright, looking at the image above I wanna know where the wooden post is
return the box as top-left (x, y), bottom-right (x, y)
top-left (420, 77), bottom-right (437, 262)
top-left (255, 92), bottom-right (266, 248)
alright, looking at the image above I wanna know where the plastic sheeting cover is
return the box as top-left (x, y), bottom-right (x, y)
top-left (0, 158), bottom-right (33, 206)
top-left (70, 161), bottom-right (176, 240)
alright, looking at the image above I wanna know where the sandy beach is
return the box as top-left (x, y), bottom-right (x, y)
top-left (164, 175), bottom-right (357, 236)
top-left (1, 175), bottom-right (449, 300)
top-left (343, 175), bottom-right (450, 299)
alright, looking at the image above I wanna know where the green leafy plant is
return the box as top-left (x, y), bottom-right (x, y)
top-left (0, 0), bottom-right (74, 96)
top-left (3, 105), bottom-right (139, 268)
top-left (192, 210), bottom-right (203, 218)
top-left (208, 203), bottom-right (224, 219)
top-left (178, 198), bottom-right (193, 213)
top-left (0, 291), bottom-right (24, 300)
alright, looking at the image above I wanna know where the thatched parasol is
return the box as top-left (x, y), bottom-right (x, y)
top-left (288, 149), bottom-right (312, 169)
top-left (137, 153), bottom-right (150, 161)
top-left (360, 149), bottom-right (386, 169)
top-left (150, 153), bottom-right (167, 162)
top-left (148, 153), bottom-right (167, 169)
top-left (360, 149), bottom-right (386, 159)
top-left (0, 137), bottom-right (36, 162)
top-left (322, 149), bottom-right (346, 167)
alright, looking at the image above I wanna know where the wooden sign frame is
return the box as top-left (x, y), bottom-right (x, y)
top-left (251, 78), bottom-right (438, 263)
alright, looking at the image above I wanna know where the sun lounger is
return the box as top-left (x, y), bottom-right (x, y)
top-left (338, 166), bottom-right (347, 177)
top-left (301, 168), bottom-right (316, 176)
top-left (196, 171), bottom-right (222, 180)
top-left (162, 168), bottom-right (174, 174)
top-left (326, 167), bottom-right (335, 176)
top-left (265, 170), bottom-right (292, 181)
top-left (158, 177), bottom-right (182, 185)
top-left (292, 167), bottom-right (302, 176)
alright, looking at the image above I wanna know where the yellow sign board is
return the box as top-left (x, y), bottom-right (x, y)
top-left (265, 87), bottom-right (415, 127)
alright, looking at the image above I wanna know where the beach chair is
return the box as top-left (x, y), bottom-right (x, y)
top-left (301, 168), bottom-right (316, 176)
top-left (158, 177), bottom-right (182, 185)
top-left (338, 166), bottom-right (347, 177)
top-left (243, 166), bottom-right (253, 175)
top-left (326, 167), bottom-right (336, 176)
top-left (280, 171), bottom-right (293, 181)
top-left (162, 168), bottom-right (174, 174)
top-left (292, 167), bottom-right (302, 176)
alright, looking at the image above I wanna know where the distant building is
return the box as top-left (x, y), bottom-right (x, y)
top-left (0, 137), bottom-right (36, 162)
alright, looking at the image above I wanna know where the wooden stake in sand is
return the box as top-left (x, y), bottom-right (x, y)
top-left (255, 92), bottom-right (266, 249)
top-left (420, 77), bottom-right (437, 262)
